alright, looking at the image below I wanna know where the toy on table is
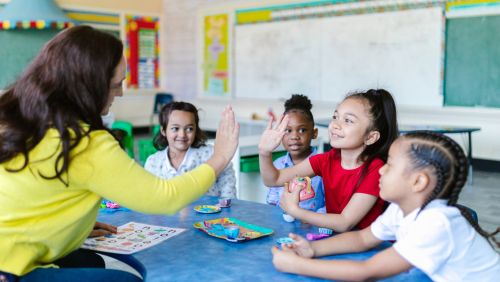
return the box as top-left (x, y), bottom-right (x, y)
top-left (223, 224), bottom-right (241, 242)
top-left (276, 237), bottom-right (295, 246)
top-left (218, 198), bottom-right (231, 208)
top-left (193, 205), bottom-right (221, 214)
top-left (193, 217), bottom-right (273, 243)
top-left (100, 200), bottom-right (129, 213)
top-left (287, 176), bottom-right (314, 202)
top-left (306, 233), bottom-right (330, 241)
top-left (282, 213), bottom-right (295, 223)
top-left (318, 228), bottom-right (333, 235)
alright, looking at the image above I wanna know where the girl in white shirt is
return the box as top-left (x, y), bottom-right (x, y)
top-left (145, 102), bottom-right (236, 199)
top-left (272, 131), bottom-right (500, 281)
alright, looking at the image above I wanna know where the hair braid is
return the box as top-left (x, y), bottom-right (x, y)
top-left (404, 131), bottom-right (499, 248)
top-left (419, 158), bottom-right (445, 211)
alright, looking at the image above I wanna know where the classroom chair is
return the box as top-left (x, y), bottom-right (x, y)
top-left (153, 93), bottom-right (174, 114)
top-left (111, 120), bottom-right (135, 159)
top-left (153, 124), bottom-right (161, 137)
top-left (138, 139), bottom-right (157, 166)
top-left (150, 93), bottom-right (174, 128)
top-left (456, 204), bottom-right (478, 224)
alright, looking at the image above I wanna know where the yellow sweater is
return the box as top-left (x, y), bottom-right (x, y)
top-left (0, 129), bottom-right (215, 275)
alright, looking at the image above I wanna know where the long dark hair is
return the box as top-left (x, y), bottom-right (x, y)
top-left (347, 89), bottom-right (399, 190)
top-left (404, 131), bottom-right (499, 248)
top-left (0, 25), bottom-right (123, 185)
top-left (153, 101), bottom-right (207, 150)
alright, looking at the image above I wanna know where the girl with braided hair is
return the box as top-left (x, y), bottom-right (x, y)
top-left (272, 131), bottom-right (500, 281)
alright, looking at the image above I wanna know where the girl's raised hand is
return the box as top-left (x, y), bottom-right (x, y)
top-left (279, 182), bottom-right (301, 216)
top-left (209, 105), bottom-right (240, 176)
top-left (258, 115), bottom-right (289, 155)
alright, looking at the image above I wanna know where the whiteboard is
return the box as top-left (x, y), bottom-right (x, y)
top-left (235, 19), bottom-right (322, 100)
top-left (234, 7), bottom-right (444, 107)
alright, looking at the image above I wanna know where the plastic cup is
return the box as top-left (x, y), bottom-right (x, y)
top-left (224, 225), bottom-right (240, 240)
top-left (218, 198), bottom-right (231, 208)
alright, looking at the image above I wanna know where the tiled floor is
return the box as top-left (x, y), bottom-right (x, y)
top-left (458, 171), bottom-right (500, 241)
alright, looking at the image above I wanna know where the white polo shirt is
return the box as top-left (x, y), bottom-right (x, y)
top-left (144, 145), bottom-right (236, 199)
top-left (371, 199), bottom-right (500, 282)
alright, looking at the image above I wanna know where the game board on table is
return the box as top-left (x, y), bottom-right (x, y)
top-left (82, 222), bottom-right (185, 254)
top-left (193, 217), bottom-right (273, 242)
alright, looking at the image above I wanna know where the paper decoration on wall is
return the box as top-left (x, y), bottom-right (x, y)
top-left (125, 15), bottom-right (160, 89)
top-left (203, 14), bottom-right (229, 96)
top-left (0, 0), bottom-right (74, 30)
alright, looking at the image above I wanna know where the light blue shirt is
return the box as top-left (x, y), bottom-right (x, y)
top-left (266, 148), bottom-right (325, 212)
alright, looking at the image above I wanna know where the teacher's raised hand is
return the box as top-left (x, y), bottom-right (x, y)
top-left (207, 105), bottom-right (240, 176)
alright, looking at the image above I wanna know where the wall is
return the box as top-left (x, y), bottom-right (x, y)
top-left (0, 0), bottom-right (163, 120)
top-left (155, 0), bottom-right (500, 162)
top-left (162, 0), bottom-right (289, 99)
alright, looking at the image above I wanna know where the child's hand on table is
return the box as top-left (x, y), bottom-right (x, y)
top-left (287, 233), bottom-right (315, 258)
top-left (271, 233), bottom-right (314, 273)
top-left (271, 244), bottom-right (301, 273)
top-left (258, 114), bottom-right (289, 155)
top-left (88, 221), bottom-right (117, 237)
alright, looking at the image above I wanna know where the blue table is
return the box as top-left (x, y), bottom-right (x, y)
top-left (98, 197), bottom-right (430, 281)
top-left (315, 119), bottom-right (480, 183)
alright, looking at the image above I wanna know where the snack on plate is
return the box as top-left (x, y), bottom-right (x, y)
top-left (288, 176), bottom-right (314, 202)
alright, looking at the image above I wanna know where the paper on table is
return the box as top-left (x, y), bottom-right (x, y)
top-left (82, 222), bottom-right (185, 255)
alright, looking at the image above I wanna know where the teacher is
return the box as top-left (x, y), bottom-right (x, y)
top-left (0, 25), bottom-right (239, 281)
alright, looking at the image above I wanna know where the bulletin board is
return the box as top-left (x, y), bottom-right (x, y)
top-left (444, 11), bottom-right (500, 108)
top-left (125, 15), bottom-right (160, 89)
top-left (0, 29), bottom-right (58, 89)
top-left (203, 14), bottom-right (230, 97)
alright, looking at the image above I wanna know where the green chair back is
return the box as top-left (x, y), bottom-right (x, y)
top-left (153, 124), bottom-right (161, 137)
top-left (138, 138), bottom-right (157, 166)
top-left (111, 120), bottom-right (135, 158)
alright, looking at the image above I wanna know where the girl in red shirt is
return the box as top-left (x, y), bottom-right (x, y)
top-left (259, 89), bottom-right (399, 232)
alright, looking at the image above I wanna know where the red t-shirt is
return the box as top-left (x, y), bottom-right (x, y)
top-left (309, 149), bottom-right (385, 229)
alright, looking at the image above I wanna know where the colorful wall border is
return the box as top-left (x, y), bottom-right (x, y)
top-left (125, 15), bottom-right (160, 89)
top-left (236, 0), bottom-right (446, 25)
top-left (64, 9), bottom-right (120, 28)
top-left (203, 14), bottom-right (229, 97)
top-left (446, 0), bottom-right (500, 11)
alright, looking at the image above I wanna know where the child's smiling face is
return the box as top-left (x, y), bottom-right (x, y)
top-left (282, 111), bottom-right (317, 161)
top-left (328, 97), bottom-right (376, 150)
top-left (161, 110), bottom-right (196, 154)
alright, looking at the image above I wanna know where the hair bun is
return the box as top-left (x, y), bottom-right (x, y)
top-left (285, 94), bottom-right (312, 112)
